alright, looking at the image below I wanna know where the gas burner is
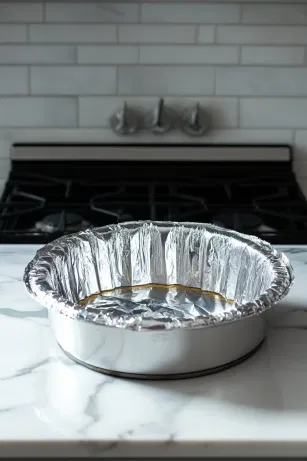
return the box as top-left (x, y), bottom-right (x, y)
top-left (213, 211), bottom-right (263, 231)
top-left (90, 184), bottom-right (207, 222)
top-left (34, 213), bottom-right (90, 234)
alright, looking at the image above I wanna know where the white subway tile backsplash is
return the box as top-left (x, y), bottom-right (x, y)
top-left (240, 98), bottom-right (307, 128)
top-left (216, 26), bottom-right (307, 45)
top-left (216, 68), bottom-right (307, 96)
top-left (79, 96), bottom-right (155, 127)
top-left (0, 25), bottom-right (27, 42)
top-left (0, 45), bottom-right (75, 64)
top-left (165, 97), bottom-right (238, 128)
top-left (119, 25), bottom-right (199, 44)
top-left (141, 4), bottom-right (240, 24)
top-left (0, 67), bottom-right (28, 95)
top-left (118, 66), bottom-right (215, 95)
top-left (78, 46), bottom-right (138, 64)
top-left (140, 46), bottom-right (239, 65)
top-left (46, 3), bottom-right (138, 23)
top-left (0, 0), bottom-right (306, 191)
top-left (242, 4), bottom-right (307, 24)
top-left (0, 98), bottom-right (77, 127)
top-left (30, 66), bottom-right (116, 95)
top-left (241, 46), bottom-right (305, 65)
top-left (79, 96), bottom-right (238, 128)
top-left (195, 26), bottom-right (215, 44)
top-left (0, 3), bottom-right (42, 22)
top-left (204, 129), bottom-right (293, 144)
top-left (5, 128), bottom-right (138, 144)
top-left (29, 24), bottom-right (117, 43)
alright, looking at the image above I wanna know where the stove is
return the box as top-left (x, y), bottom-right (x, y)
top-left (1, 143), bottom-right (307, 244)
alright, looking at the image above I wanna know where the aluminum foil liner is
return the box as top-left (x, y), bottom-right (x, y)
top-left (24, 221), bottom-right (294, 331)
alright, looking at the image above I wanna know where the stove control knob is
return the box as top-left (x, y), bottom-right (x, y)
top-left (145, 98), bottom-right (174, 134)
top-left (180, 103), bottom-right (210, 137)
top-left (109, 102), bottom-right (139, 136)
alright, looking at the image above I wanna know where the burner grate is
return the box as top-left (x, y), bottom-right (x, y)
top-left (1, 161), bottom-right (307, 244)
top-left (90, 183), bottom-right (208, 222)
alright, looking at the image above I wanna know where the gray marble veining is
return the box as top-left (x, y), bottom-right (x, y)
top-left (0, 244), bottom-right (307, 457)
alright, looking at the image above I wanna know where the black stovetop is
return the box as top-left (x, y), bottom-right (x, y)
top-left (1, 155), bottom-right (307, 244)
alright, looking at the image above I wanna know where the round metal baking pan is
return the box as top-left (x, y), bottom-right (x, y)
top-left (24, 221), bottom-right (294, 379)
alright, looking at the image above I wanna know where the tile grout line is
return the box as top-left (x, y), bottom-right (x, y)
top-left (27, 66), bottom-right (31, 95)
top-left (213, 25), bottom-right (217, 44)
top-left (76, 96), bottom-right (80, 128)
top-left (0, 126), bottom-right (298, 132)
top-left (42, 2), bottom-right (46, 22)
top-left (115, 66), bottom-right (119, 96)
top-left (195, 25), bottom-right (199, 44)
top-left (236, 98), bottom-right (240, 129)
top-left (4, 94), bottom-right (307, 100)
top-left (239, 45), bottom-right (243, 65)
top-left (213, 67), bottom-right (217, 96)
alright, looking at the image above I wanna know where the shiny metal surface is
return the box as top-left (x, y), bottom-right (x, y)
top-left (49, 308), bottom-right (265, 377)
top-left (24, 221), bottom-right (294, 329)
top-left (145, 98), bottom-right (174, 134)
top-left (24, 221), bottom-right (293, 378)
top-left (59, 340), bottom-right (265, 379)
top-left (180, 103), bottom-right (210, 137)
top-left (109, 101), bottom-right (139, 136)
top-left (79, 283), bottom-right (238, 328)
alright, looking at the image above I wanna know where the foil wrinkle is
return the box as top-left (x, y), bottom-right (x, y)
top-left (23, 221), bottom-right (294, 331)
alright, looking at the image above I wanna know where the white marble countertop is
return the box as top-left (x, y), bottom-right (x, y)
top-left (1, 244), bottom-right (307, 458)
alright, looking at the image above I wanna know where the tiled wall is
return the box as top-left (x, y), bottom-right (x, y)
top-left (1, 2), bottom-right (307, 193)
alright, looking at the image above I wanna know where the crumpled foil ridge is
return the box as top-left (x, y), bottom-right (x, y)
top-left (24, 221), bottom-right (294, 331)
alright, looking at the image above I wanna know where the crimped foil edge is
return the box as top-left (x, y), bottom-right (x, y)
top-left (23, 221), bottom-right (294, 331)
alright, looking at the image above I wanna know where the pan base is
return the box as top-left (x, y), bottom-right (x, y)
top-left (58, 339), bottom-right (265, 380)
